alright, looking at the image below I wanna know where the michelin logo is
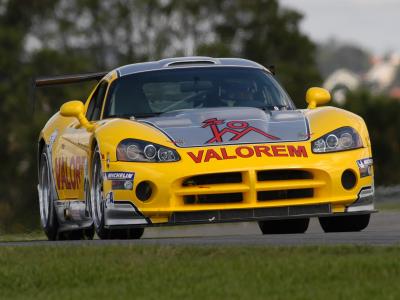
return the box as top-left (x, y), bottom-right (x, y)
top-left (104, 172), bottom-right (135, 181)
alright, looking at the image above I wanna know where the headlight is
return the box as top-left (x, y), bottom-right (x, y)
top-left (312, 127), bottom-right (363, 153)
top-left (117, 139), bottom-right (180, 162)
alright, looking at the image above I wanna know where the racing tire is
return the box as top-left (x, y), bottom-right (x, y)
top-left (319, 214), bottom-right (370, 232)
top-left (90, 147), bottom-right (144, 240)
top-left (38, 149), bottom-right (60, 240)
top-left (258, 218), bottom-right (310, 234)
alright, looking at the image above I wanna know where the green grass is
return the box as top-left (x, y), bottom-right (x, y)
top-left (1, 245), bottom-right (400, 300)
top-left (0, 231), bottom-right (45, 242)
top-left (376, 201), bottom-right (400, 211)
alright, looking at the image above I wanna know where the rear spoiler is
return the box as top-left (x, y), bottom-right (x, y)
top-left (31, 71), bottom-right (108, 111)
top-left (34, 71), bottom-right (108, 87)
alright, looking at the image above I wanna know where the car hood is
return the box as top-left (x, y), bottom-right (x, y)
top-left (140, 107), bottom-right (309, 147)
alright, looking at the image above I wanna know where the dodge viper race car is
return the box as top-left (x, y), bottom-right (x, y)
top-left (36, 57), bottom-right (375, 240)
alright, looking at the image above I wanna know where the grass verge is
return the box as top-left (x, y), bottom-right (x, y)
top-left (376, 201), bottom-right (400, 211)
top-left (0, 245), bottom-right (400, 300)
top-left (0, 231), bottom-right (45, 242)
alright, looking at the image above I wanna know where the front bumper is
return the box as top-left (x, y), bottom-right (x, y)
top-left (101, 143), bottom-right (375, 227)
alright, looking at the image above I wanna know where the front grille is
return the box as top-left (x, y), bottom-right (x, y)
top-left (258, 188), bottom-right (314, 201)
top-left (177, 169), bottom-right (323, 206)
top-left (257, 170), bottom-right (313, 181)
top-left (170, 204), bottom-right (331, 224)
top-left (182, 172), bottom-right (242, 186)
top-left (184, 193), bottom-right (243, 204)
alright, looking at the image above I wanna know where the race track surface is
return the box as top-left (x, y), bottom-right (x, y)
top-left (1, 212), bottom-right (399, 246)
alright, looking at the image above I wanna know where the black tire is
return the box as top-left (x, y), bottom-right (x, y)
top-left (319, 214), bottom-right (370, 232)
top-left (38, 149), bottom-right (60, 240)
top-left (90, 146), bottom-right (144, 240)
top-left (258, 218), bottom-right (310, 234)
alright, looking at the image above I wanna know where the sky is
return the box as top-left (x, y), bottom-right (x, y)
top-left (279, 0), bottom-right (400, 55)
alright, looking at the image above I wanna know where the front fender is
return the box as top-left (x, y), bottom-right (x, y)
top-left (92, 118), bottom-right (174, 161)
top-left (304, 106), bottom-right (371, 148)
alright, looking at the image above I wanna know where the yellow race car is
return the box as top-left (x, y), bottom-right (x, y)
top-left (36, 57), bottom-right (375, 240)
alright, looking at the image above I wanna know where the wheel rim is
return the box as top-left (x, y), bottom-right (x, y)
top-left (91, 154), bottom-right (104, 228)
top-left (39, 155), bottom-right (50, 227)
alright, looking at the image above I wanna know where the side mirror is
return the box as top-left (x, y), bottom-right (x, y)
top-left (306, 87), bottom-right (331, 109)
top-left (60, 100), bottom-right (93, 129)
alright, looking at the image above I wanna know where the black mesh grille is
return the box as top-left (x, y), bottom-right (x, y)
top-left (257, 170), bottom-right (312, 181)
top-left (184, 193), bottom-right (243, 204)
top-left (258, 189), bottom-right (314, 201)
top-left (170, 204), bottom-right (331, 224)
top-left (183, 172), bottom-right (242, 186)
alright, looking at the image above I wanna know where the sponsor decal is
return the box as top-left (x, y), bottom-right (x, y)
top-left (105, 192), bottom-right (114, 208)
top-left (105, 172), bottom-right (135, 190)
top-left (104, 172), bottom-right (135, 181)
top-left (187, 144), bottom-right (308, 163)
top-left (356, 158), bottom-right (373, 177)
top-left (55, 156), bottom-right (85, 190)
top-left (48, 130), bottom-right (58, 151)
top-left (202, 118), bottom-right (280, 144)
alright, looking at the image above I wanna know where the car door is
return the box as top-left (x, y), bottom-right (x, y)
top-left (53, 80), bottom-right (109, 201)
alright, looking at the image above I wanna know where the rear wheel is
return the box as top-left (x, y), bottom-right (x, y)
top-left (258, 218), bottom-right (310, 234)
top-left (90, 147), bottom-right (144, 239)
top-left (39, 148), bottom-right (95, 240)
top-left (319, 214), bottom-right (370, 232)
top-left (38, 150), bottom-right (59, 240)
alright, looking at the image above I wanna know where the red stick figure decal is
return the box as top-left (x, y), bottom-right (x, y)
top-left (202, 118), bottom-right (280, 144)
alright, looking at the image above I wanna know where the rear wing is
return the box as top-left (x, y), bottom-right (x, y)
top-left (31, 71), bottom-right (108, 111)
top-left (34, 71), bottom-right (108, 87)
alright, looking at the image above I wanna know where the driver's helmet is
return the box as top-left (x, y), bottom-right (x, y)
top-left (220, 81), bottom-right (255, 104)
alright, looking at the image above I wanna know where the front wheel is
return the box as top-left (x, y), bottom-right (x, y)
top-left (319, 214), bottom-right (370, 232)
top-left (90, 147), bottom-right (144, 240)
top-left (258, 218), bottom-right (310, 234)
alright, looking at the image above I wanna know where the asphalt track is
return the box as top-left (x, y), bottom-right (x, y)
top-left (1, 212), bottom-right (400, 247)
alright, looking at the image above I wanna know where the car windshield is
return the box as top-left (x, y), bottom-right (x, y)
top-left (104, 67), bottom-right (295, 118)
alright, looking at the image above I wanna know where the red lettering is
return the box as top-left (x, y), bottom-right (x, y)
top-left (55, 158), bottom-right (62, 189)
top-left (75, 156), bottom-right (81, 189)
top-left (64, 158), bottom-right (71, 189)
top-left (187, 144), bottom-right (308, 163)
top-left (220, 148), bottom-right (236, 159)
top-left (69, 157), bottom-right (76, 189)
top-left (287, 145), bottom-right (308, 157)
top-left (230, 127), bottom-right (280, 141)
top-left (271, 145), bottom-right (288, 157)
top-left (254, 145), bottom-right (272, 157)
top-left (54, 156), bottom-right (87, 190)
top-left (204, 149), bottom-right (222, 162)
top-left (227, 121), bottom-right (248, 129)
top-left (60, 158), bottom-right (67, 189)
top-left (236, 146), bottom-right (254, 158)
top-left (187, 150), bottom-right (204, 163)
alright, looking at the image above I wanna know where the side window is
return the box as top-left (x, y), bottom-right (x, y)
top-left (86, 81), bottom-right (109, 121)
top-left (85, 88), bottom-right (99, 120)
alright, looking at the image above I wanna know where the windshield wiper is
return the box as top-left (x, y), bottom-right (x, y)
top-left (105, 114), bottom-right (133, 119)
top-left (258, 105), bottom-right (290, 111)
top-left (134, 112), bottom-right (163, 118)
